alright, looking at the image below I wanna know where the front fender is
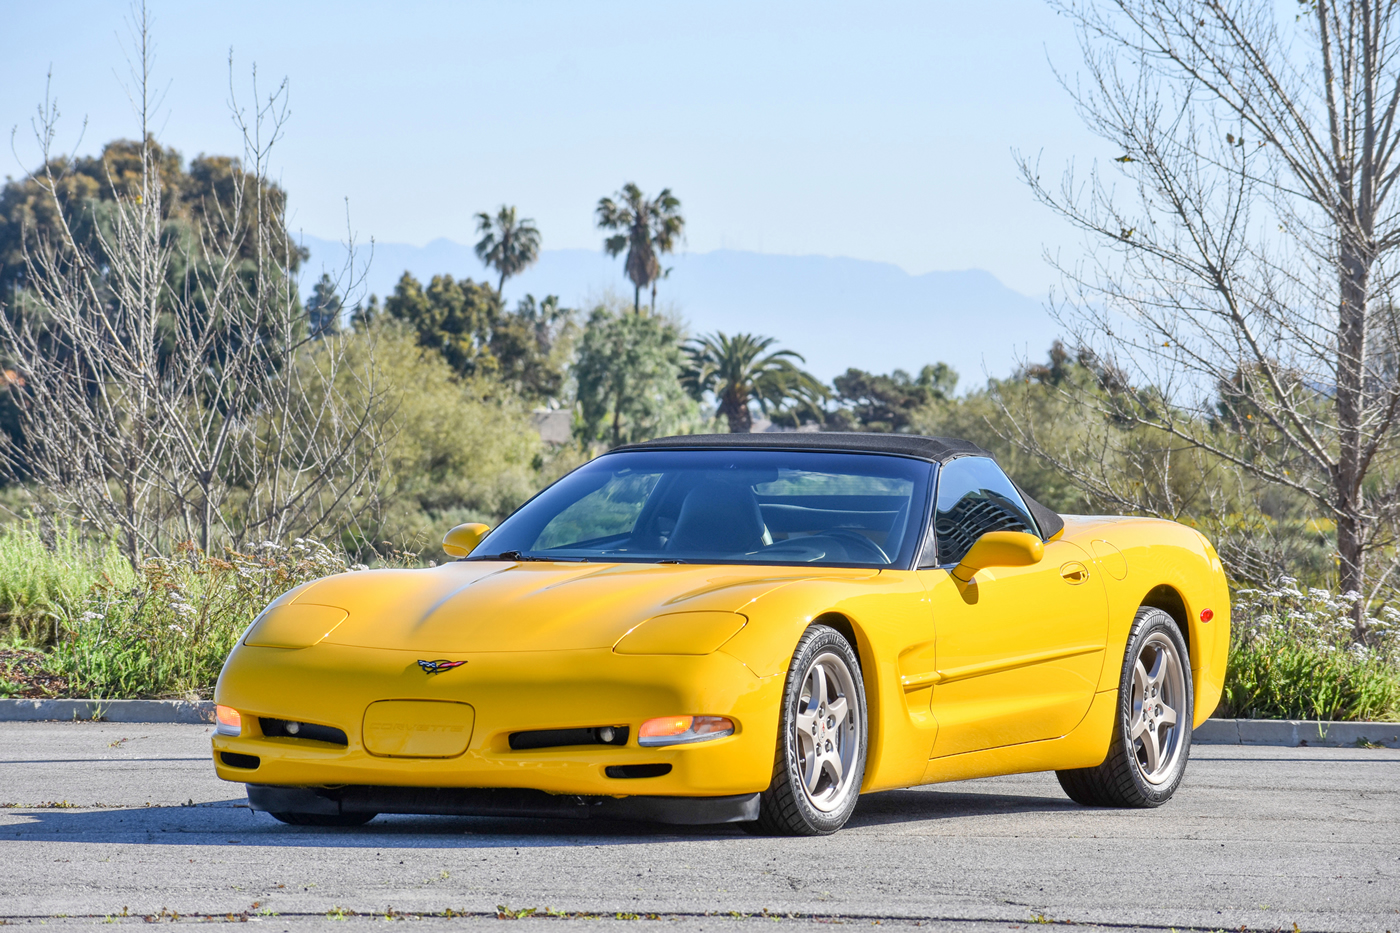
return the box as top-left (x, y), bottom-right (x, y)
top-left (719, 570), bottom-right (936, 793)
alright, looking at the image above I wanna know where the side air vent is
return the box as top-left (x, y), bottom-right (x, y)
top-left (259, 718), bottom-right (349, 746)
top-left (509, 726), bottom-right (629, 750)
top-left (220, 752), bottom-right (261, 770)
top-left (605, 763), bottom-right (672, 779)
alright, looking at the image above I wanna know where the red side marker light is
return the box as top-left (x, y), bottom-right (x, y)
top-left (1200, 608), bottom-right (1214, 623)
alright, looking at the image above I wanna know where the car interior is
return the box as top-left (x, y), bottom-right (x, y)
top-left (535, 469), bottom-right (917, 565)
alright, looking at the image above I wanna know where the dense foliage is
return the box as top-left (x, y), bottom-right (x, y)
top-left (1221, 582), bottom-right (1400, 722)
top-left (573, 300), bottom-right (704, 446)
top-left (0, 137), bottom-right (303, 305)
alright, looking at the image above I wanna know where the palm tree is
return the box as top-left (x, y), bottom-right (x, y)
top-left (595, 183), bottom-right (684, 312)
top-left (474, 205), bottom-right (541, 294)
top-left (684, 332), bottom-right (827, 433)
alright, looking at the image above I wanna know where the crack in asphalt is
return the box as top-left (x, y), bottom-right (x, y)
top-left (0, 908), bottom-right (1369, 932)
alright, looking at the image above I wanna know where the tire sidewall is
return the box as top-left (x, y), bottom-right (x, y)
top-left (1116, 608), bottom-right (1194, 804)
top-left (774, 626), bottom-right (869, 834)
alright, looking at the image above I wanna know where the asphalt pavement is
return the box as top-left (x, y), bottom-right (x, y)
top-left (0, 722), bottom-right (1396, 932)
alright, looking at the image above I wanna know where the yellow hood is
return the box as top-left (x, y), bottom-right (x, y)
top-left (289, 560), bottom-right (836, 653)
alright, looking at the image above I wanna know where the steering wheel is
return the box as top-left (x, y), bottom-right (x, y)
top-left (821, 530), bottom-right (890, 564)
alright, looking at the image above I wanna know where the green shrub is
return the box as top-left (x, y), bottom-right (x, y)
top-left (45, 539), bottom-right (353, 699)
top-left (1222, 581), bottom-right (1400, 722)
top-left (339, 323), bottom-right (570, 561)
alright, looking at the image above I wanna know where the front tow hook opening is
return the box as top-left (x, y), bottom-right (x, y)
top-left (604, 763), bottom-right (672, 779)
top-left (220, 751), bottom-right (261, 770)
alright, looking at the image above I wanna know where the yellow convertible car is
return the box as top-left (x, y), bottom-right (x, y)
top-left (212, 433), bottom-right (1229, 835)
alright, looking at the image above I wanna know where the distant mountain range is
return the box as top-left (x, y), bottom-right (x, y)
top-left (298, 235), bottom-right (1062, 387)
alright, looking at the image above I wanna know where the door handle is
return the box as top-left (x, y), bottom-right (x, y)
top-left (1060, 561), bottom-right (1090, 584)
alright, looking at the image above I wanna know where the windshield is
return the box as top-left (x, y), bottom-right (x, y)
top-left (473, 449), bottom-right (934, 568)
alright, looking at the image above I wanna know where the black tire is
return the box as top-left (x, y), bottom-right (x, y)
top-left (1057, 606), bottom-right (1193, 808)
top-left (748, 624), bottom-right (868, 836)
top-left (268, 810), bottom-right (377, 827)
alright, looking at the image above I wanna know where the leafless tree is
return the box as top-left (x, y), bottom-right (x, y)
top-left (1020, 0), bottom-right (1400, 633)
top-left (0, 4), bottom-right (385, 566)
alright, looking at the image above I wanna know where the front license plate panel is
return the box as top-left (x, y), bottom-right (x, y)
top-left (362, 700), bottom-right (475, 758)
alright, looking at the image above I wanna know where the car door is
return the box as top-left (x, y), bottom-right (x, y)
top-left (914, 457), bottom-right (1108, 758)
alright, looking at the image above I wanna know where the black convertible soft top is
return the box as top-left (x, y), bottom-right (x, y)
top-left (611, 432), bottom-right (992, 463)
top-left (608, 432), bottom-right (1065, 541)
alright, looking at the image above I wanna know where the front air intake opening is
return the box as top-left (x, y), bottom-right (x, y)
top-left (509, 726), bottom-right (630, 750)
top-left (605, 763), bottom-right (672, 779)
top-left (259, 718), bottom-right (349, 746)
top-left (220, 752), bottom-right (261, 770)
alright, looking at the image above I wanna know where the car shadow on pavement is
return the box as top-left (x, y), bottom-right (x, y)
top-left (847, 787), bottom-right (1079, 828)
top-left (3, 800), bottom-right (742, 847)
top-left (845, 784), bottom-right (1075, 823)
top-left (4, 787), bottom-right (1079, 847)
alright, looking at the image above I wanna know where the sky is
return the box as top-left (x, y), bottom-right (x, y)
top-left (0, 1), bottom-right (1106, 297)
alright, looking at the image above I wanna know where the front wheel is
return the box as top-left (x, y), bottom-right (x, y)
top-left (750, 624), bottom-right (868, 835)
top-left (1057, 606), bottom-right (1193, 807)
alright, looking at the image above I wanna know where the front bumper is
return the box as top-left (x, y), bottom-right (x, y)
top-left (212, 643), bottom-right (782, 798)
top-left (246, 783), bottom-right (760, 825)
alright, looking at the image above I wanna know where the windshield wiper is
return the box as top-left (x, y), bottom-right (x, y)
top-left (472, 550), bottom-right (550, 562)
top-left (471, 550), bottom-right (589, 563)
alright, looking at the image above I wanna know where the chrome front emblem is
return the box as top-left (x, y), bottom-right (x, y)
top-left (417, 659), bottom-right (467, 674)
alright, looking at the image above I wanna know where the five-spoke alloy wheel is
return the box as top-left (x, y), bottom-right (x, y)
top-left (1057, 606), bottom-right (1194, 807)
top-left (751, 624), bottom-right (868, 835)
top-left (1129, 629), bottom-right (1187, 783)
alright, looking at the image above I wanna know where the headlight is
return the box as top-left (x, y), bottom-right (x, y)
top-left (215, 705), bottom-right (242, 736)
top-left (613, 611), bottom-right (747, 655)
top-left (637, 715), bottom-right (735, 746)
top-left (242, 604), bottom-right (348, 648)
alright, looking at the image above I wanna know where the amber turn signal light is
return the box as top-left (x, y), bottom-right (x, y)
top-left (640, 715), bottom-right (692, 738)
top-left (1200, 608), bottom-right (1215, 623)
top-left (215, 705), bottom-right (242, 737)
top-left (637, 715), bottom-right (735, 747)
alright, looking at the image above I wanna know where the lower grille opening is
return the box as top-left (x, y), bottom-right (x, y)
top-left (220, 752), bottom-right (261, 770)
top-left (259, 718), bottom-right (348, 746)
top-left (605, 763), bottom-right (672, 779)
top-left (510, 726), bottom-right (629, 751)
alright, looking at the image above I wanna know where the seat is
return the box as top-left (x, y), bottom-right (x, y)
top-left (666, 482), bottom-right (767, 554)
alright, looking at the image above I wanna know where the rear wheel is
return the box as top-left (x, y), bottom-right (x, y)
top-left (1057, 607), bottom-right (1193, 807)
top-left (749, 624), bottom-right (867, 835)
top-left (268, 811), bottom-right (377, 827)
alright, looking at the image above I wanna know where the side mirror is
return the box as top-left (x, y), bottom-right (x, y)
top-left (442, 522), bottom-right (491, 558)
top-left (951, 531), bottom-right (1044, 583)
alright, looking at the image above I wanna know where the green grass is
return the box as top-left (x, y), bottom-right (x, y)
top-left (1221, 582), bottom-right (1400, 722)
top-left (0, 524), bottom-right (133, 644)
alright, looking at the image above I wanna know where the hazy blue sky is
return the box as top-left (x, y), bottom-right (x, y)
top-left (1, 2), bottom-right (1106, 295)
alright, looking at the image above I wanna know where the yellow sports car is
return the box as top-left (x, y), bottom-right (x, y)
top-left (212, 433), bottom-right (1229, 835)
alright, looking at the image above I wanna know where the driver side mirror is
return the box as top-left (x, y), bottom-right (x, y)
top-left (442, 522), bottom-right (491, 558)
top-left (950, 531), bottom-right (1044, 583)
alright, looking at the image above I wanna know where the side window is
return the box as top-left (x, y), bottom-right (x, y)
top-left (932, 457), bottom-right (1039, 566)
